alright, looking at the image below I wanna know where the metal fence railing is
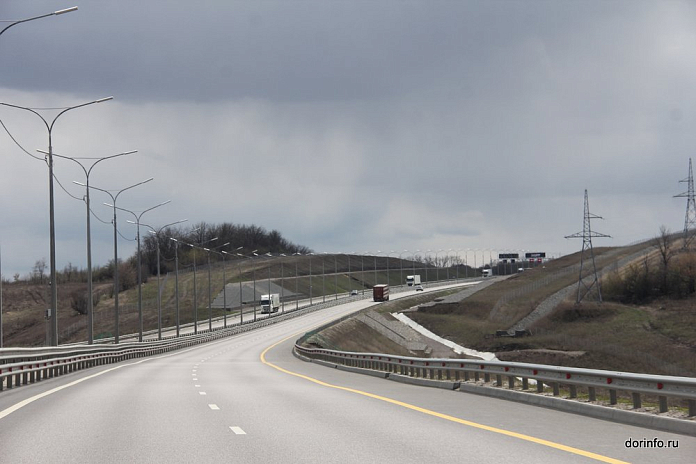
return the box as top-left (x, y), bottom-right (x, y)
top-left (294, 344), bottom-right (696, 418)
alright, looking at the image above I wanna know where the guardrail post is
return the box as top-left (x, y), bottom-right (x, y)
top-left (496, 374), bottom-right (502, 386)
top-left (689, 400), bottom-right (695, 417)
top-left (7, 373), bottom-right (13, 389)
top-left (632, 392), bottom-right (642, 409)
top-left (588, 387), bottom-right (596, 402)
top-left (569, 385), bottom-right (577, 398)
top-left (659, 396), bottom-right (668, 413)
top-left (552, 382), bottom-right (560, 396)
top-left (464, 371), bottom-right (470, 382)
top-left (507, 376), bottom-right (514, 389)
top-left (536, 381), bottom-right (544, 393)
top-left (522, 377), bottom-right (528, 390)
top-left (484, 373), bottom-right (490, 383)
top-left (609, 389), bottom-right (617, 405)
top-left (474, 372), bottom-right (480, 382)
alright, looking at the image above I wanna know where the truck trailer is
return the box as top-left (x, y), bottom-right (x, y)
top-left (260, 293), bottom-right (280, 314)
top-left (406, 275), bottom-right (421, 286)
top-left (373, 284), bottom-right (389, 302)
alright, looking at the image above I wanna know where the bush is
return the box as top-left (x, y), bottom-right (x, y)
top-left (70, 288), bottom-right (102, 315)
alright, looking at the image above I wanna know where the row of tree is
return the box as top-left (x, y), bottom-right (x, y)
top-left (7, 222), bottom-right (312, 287)
top-left (603, 227), bottom-right (696, 303)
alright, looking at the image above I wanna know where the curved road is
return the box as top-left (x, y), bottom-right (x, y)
top-left (1, 295), bottom-right (694, 463)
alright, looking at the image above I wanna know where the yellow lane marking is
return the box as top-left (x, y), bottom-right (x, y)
top-left (261, 334), bottom-right (629, 464)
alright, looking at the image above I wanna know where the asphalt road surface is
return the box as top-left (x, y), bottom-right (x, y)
top-left (1, 291), bottom-right (694, 463)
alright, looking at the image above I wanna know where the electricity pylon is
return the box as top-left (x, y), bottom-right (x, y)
top-left (565, 190), bottom-right (611, 303)
top-left (674, 158), bottom-right (696, 249)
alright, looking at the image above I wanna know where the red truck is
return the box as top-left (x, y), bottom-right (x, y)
top-left (373, 284), bottom-right (390, 302)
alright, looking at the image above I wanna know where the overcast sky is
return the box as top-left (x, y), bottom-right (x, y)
top-left (1, 0), bottom-right (695, 277)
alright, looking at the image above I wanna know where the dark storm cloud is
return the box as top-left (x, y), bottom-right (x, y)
top-left (1, 0), bottom-right (695, 276)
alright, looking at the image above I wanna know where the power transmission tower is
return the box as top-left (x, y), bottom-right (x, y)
top-left (565, 190), bottom-right (611, 304)
top-left (673, 158), bottom-right (696, 249)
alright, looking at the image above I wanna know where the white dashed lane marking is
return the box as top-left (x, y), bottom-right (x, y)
top-left (208, 404), bottom-right (220, 410)
top-left (230, 427), bottom-right (246, 435)
top-left (199, 392), bottom-right (207, 395)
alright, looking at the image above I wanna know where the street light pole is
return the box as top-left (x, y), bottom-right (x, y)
top-left (235, 250), bottom-right (256, 324)
top-left (221, 246), bottom-right (242, 328)
top-left (180, 236), bottom-right (218, 334)
top-left (58, 149), bottom-right (138, 344)
top-left (398, 250), bottom-right (408, 288)
top-left (203, 241), bottom-right (229, 331)
top-left (293, 252), bottom-right (302, 310)
top-left (84, 177), bottom-right (152, 343)
top-left (170, 238), bottom-right (181, 337)
top-left (118, 201), bottom-right (171, 342)
top-left (2, 96), bottom-right (113, 345)
top-left (361, 252), bottom-right (366, 296)
top-left (145, 220), bottom-right (187, 340)
top-left (0, 6), bottom-right (77, 38)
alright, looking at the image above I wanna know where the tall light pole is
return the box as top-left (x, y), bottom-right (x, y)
top-left (308, 253), bottom-right (314, 305)
top-left (434, 249), bottom-right (444, 283)
top-left (361, 252), bottom-right (367, 295)
top-left (293, 252), bottom-right (302, 310)
top-left (221, 246), bottom-right (242, 327)
top-left (1, 96), bottom-right (113, 345)
top-left (181, 236), bottom-right (218, 334)
top-left (374, 251), bottom-right (381, 286)
top-left (386, 251), bottom-right (394, 287)
top-left (398, 250), bottom-right (408, 288)
top-left (203, 241), bottom-right (229, 331)
top-left (146, 220), bottom-right (187, 340)
top-left (0, 6), bottom-right (77, 38)
top-left (170, 237), bottom-right (182, 337)
top-left (333, 253), bottom-right (338, 300)
top-left (263, 252), bottom-right (274, 316)
top-left (236, 250), bottom-right (256, 324)
top-left (279, 253), bottom-right (287, 311)
top-left (84, 177), bottom-right (152, 343)
top-left (412, 250), bottom-right (420, 284)
top-left (119, 200), bottom-right (171, 341)
top-left (321, 252), bottom-right (326, 303)
top-left (54, 149), bottom-right (137, 344)
top-left (346, 252), bottom-right (352, 295)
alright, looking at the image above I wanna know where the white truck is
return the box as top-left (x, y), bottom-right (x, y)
top-left (260, 293), bottom-right (280, 314)
top-left (406, 275), bottom-right (421, 286)
top-left (482, 269), bottom-right (493, 277)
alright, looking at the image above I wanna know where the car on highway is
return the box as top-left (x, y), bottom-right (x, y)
top-left (415, 284), bottom-right (423, 291)
top-left (350, 290), bottom-right (358, 296)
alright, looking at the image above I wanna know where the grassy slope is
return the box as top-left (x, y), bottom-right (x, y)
top-left (1, 255), bottom-right (441, 346)
top-left (408, 245), bottom-right (696, 376)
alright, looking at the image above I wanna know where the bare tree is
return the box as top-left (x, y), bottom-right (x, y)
top-left (32, 258), bottom-right (47, 284)
top-left (654, 226), bottom-right (675, 293)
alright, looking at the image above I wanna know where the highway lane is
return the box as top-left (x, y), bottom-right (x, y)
top-left (1, 292), bottom-right (694, 463)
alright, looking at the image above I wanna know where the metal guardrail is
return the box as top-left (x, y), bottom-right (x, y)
top-left (294, 344), bottom-right (696, 417)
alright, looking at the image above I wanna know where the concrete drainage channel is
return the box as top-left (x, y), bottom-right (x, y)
top-left (292, 348), bottom-right (696, 437)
